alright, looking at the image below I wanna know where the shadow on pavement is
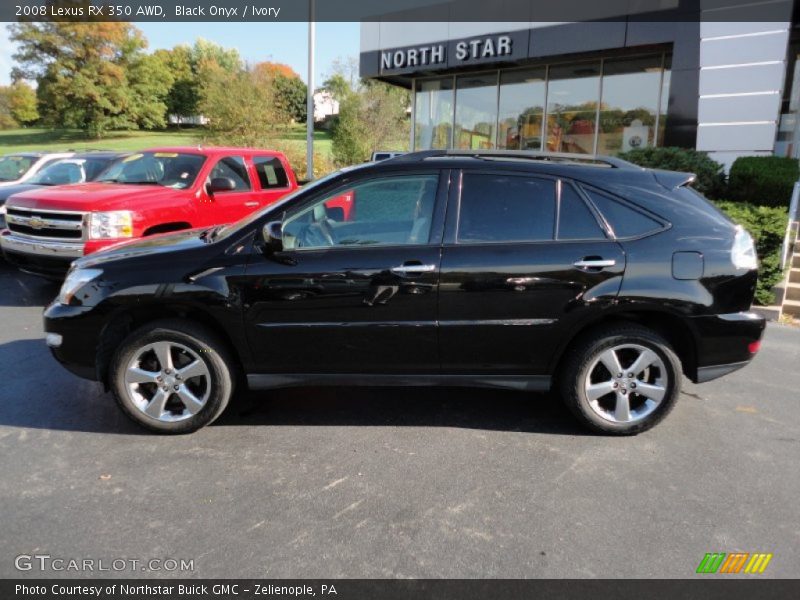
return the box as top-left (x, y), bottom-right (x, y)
top-left (218, 385), bottom-right (588, 436)
top-left (1, 336), bottom-right (585, 436)
top-left (0, 261), bottom-right (60, 307)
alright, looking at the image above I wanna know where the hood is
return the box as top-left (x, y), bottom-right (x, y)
top-left (75, 228), bottom-right (210, 269)
top-left (6, 182), bottom-right (191, 212)
top-left (0, 183), bottom-right (42, 204)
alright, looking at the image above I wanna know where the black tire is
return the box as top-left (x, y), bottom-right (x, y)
top-left (559, 324), bottom-right (681, 435)
top-left (109, 319), bottom-right (236, 434)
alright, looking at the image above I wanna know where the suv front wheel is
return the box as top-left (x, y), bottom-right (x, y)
top-left (109, 320), bottom-right (235, 434)
top-left (560, 325), bottom-right (681, 435)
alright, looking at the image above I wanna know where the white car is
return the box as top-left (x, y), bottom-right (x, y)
top-left (0, 152), bottom-right (74, 188)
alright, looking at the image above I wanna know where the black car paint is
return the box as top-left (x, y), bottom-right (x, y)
top-left (43, 157), bottom-right (765, 390)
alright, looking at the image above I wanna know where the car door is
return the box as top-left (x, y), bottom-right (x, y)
top-left (201, 155), bottom-right (259, 224)
top-left (241, 170), bottom-right (449, 374)
top-left (252, 154), bottom-right (296, 209)
top-left (438, 170), bottom-right (625, 376)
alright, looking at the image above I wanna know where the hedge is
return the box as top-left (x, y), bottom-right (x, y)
top-left (728, 155), bottom-right (799, 208)
top-left (618, 146), bottom-right (727, 198)
top-left (714, 200), bottom-right (788, 305)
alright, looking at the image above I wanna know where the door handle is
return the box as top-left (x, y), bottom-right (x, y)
top-left (390, 263), bottom-right (436, 275)
top-left (573, 259), bottom-right (616, 269)
top-left (244, 201), bottom-right (259, 207)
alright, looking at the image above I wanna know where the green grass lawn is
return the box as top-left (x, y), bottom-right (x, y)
top-left (0, 125), bottom-right (333, 156)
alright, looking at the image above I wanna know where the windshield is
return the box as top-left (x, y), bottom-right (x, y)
top-left (28, 157), bottom-right (114, 186)
top-left (0, 155), bottom-right (36, 182)
top-left (97, 152), bottom-right (206, 189)
top-left (213, 168), bottom-right (351, 241)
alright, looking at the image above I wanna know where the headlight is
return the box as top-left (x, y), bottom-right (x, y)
top-left (0, 204), bottom-right (6, 229)
top-left (58, 268), bottom-right (103, 305)
top-left (89, 211), bottom-right (133, 239)
top-left (731, 226), bottom-right (758, 270)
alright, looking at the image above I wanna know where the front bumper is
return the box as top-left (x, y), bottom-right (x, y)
top-left (1, 232), bottom-right (83, 278)
top-left (690, 311), bottom-right (766, 383)
top-left (43, 300), bottom-right (103, 381)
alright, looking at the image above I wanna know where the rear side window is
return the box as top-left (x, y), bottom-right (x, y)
top-left (254, 156), bottom-right (289, 189)
top-left (582, 188), bottom-right (662, 238)
top-left (558, 184), bottom-right (606, 240)
top-left (458, 174), bottom-right (556, 243)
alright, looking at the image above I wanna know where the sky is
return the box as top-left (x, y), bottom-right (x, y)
top-left (0, 21), bottom-right (360, 87)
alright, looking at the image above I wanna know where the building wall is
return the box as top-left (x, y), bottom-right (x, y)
top-left (360, 1), bottom-right (796, 169)
top-left (698, 17), bottom-right (792, 169)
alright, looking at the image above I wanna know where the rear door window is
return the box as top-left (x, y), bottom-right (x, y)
top-left (581, 188), bottom-right (663, 238)
top-left (457, 173), bottom-right (556, 243)
top-left (558, 183), bottom-right (606, 240)
top-left (254, 156), bottom-right (289, 189)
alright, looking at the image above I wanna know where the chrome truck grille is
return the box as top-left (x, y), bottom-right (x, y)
top-left (6, 206), bottom-right (86, 241)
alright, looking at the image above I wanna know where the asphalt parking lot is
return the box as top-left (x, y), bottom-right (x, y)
top-left (0, 260), bottom-right (798, 579)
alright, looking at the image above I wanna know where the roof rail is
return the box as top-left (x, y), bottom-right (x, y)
top-left (388, 149), bottom-right (641, 169)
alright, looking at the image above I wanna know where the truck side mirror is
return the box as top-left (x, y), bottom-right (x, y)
top-left (208, 177), bottom-right (236, 194)
top-left (262, 221), bottom-right (284, 252)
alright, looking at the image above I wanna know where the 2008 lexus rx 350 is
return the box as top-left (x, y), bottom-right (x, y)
top-left (43, 151), bottom-right (765, 435)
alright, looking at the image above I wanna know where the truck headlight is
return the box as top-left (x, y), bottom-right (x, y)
top-left (58, 268), bottom-right (103, 305)
top-left (731, 226), bottom-right (758, 270)
top-left (89, 211), bottom-right (133, 239)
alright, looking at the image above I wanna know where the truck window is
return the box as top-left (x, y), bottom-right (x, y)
top-left (253, 156), bottom-right (289, 189)
top-left (210, 156), bottom-right (251, 191)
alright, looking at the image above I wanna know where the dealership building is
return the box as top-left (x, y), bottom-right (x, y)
top-left (359, 1), bottom-right (799, 168)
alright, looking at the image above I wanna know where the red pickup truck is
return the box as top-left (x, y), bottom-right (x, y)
top-left (0, 147), bottom-right (298, 278)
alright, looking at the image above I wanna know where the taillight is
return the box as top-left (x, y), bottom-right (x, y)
top-left (748, 341), bottom-right (761, 354)
top-left (731, 226), bottom-right (758, 270)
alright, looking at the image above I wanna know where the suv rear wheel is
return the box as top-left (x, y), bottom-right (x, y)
top-left (109, 320), bottom-right (235, 434)
top-left (560, 325), bottom-right (681, 435)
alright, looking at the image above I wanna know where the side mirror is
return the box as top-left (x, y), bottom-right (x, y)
top-left (208, 177), bottom-right (236, 194)
top-left (261, 221), bottom-right (284, 252)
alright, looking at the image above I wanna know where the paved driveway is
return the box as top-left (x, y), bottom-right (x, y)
top-left (0, 262), bottom-right (798, 578)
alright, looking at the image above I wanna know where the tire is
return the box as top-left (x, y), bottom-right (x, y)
top-left (559, 324), bottom-right (681, 435)
top-left (109, 319), bottom-right (236, 434)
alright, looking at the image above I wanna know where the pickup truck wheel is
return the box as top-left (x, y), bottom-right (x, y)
top-left (559, 325), bottom-right (681, 435)
top-left (109, 320), bottom-right (235, 434)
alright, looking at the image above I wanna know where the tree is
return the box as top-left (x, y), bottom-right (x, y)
top-left (198, 62), bottom-right (285, 147)
top-left (9, 21), bottom-right (171, 137)
top-left (331, 80), bottom-right (410, 166)
top-left (7, 82), bottom-right (39, 125)
top-left (0, 88), bottom-right (17, 129)
top-left (253, 62), bottom-right (307, 123)
top-left (274, 75), bottom-right (307, 123)
top-left (156, 40), bottom-right (243, 120)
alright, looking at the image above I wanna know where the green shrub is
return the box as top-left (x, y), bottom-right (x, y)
top-left (714, 200), bottom-right (788, 305)
top-left (728, 155), bottom-right (799, 208)
top-left (618, 146), bottom-right (727, 198)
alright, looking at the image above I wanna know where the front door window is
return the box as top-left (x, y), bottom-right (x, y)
top-left (282, 174), bottom-right (439, 250)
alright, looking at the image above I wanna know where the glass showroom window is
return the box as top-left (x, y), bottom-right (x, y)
top-left (415, 78), bottom-right (454, 150)
top-left (597, 55), bottom-right (665, 155)
top-left (497, 67), bottom-right (546, 150)
top-left (546, 62), bottom-right (601, 154)
top-left (657, 57), bottom-right (672, 147)
top-left (454, 73), bottom-right (498, 150)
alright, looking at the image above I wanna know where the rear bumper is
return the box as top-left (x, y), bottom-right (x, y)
top-left (690, 311), bottom-right (766, 383)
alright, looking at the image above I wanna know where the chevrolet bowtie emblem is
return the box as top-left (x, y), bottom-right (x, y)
top-left (28, 216), bottom-right (44, 229)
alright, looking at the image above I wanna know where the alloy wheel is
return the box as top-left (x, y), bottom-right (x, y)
top-left (124, 341), bottom-right (211, 423)
top-left (584, 343), bottom-right (668, 424)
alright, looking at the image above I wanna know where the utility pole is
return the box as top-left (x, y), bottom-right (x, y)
top-left (306, 1), bottom-right (315, 181)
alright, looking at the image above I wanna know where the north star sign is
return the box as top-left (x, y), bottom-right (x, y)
top-left (380, 34), bottom-right (514, 72)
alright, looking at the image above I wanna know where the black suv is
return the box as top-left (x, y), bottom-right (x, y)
top-left (43, 150), bottom-right (765, 435)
